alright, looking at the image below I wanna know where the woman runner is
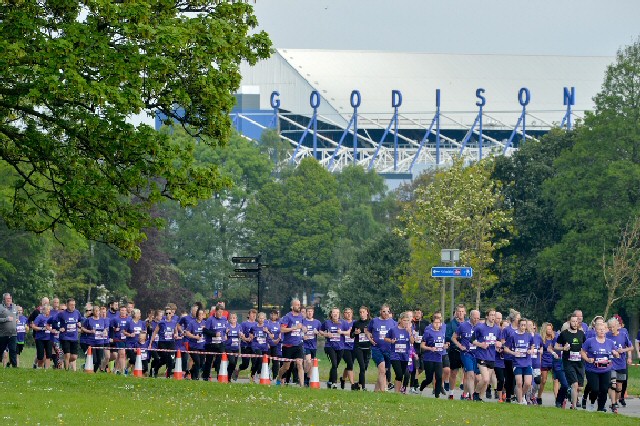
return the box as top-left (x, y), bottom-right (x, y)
top-left (340, 308), bottom-right (356, 390)
top-left (581, 322), bottom-right (620, 412)
top-left (185, 308), bottom-right (206, 380)
top-left (351, 306), bottom-right (372, 391)
top-left (503, 317), bottom-right (534, 405)
top-left (385, 311), bottom-right (414, 394)
top-left (321, 308), bottom-right (344, 389)
top-left (420, 315), bottom-right (448, 397)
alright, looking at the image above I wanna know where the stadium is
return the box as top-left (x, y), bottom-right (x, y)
top-left (228, 48), bottom-right (612, 183)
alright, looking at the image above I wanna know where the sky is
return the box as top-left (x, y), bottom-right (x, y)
top-left (252, 0), bottom-right (640, 56)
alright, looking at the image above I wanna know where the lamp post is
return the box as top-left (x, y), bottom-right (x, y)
top-left (441, 249), bottom-right (460, 319)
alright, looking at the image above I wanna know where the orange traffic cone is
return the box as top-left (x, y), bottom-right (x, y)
top-left (309, 358), bottom-right (320, 389)
top-left (259, 354), bottom-right (271, 385)
top-left (173, 350), bottom-right (183, 380)
top-left (133, 348), bottom-right (144, 378)
top-left (218, 352), bottom-right (229, 383)
top-left (84, 346), bottom-right (94, 374)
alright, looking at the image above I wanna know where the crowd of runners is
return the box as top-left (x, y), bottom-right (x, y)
top-left (2, 292), bottom-right (640, 414)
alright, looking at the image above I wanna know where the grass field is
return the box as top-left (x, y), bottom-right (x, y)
top-left (8, 346), bottom-right (640, 395)
top-left (1, 368), bottom-right (638, 426)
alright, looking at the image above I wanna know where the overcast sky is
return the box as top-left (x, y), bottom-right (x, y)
top-left (253, 0), bottom-right (639, 56)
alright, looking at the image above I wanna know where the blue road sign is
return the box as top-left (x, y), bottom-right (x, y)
top-left (431, 267), bottom-right (473, 278)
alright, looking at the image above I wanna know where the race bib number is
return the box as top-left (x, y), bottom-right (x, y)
top-left (515, 348), bottom-right (527, 358)
top-left (257, 337), bottom-right (266, 345)
top-left (164, 331), bottom-right (173, 340)
top-left (435, 342), bottom-right (444, 348)
top-left (569, 351), bottom-right (581, 362)
top-left (197, 335), bottom-right (205, 344)
top-left (141, 351), bottom-right (148, 361)
top-left (395, 343), bottom-right (407, 353)
top-left (67, 323), bottom-right (76, 332)
top-left (595, 357), bottom-right (609, 368)
top-left (469, 345), bottom-right (477, 350)
top-left (231, 338), bottom-right (239, 345)
top-left (330, 333), bottom-right (340, 342)
top-left (359, 333), bottom-right (369, 342)
top-left (291, 329), bottom-right (302, 337)
top-left (212, 336), bottom-right (222, 344)
top-left (344, 336), bottom-right (354, 344)
top-left (17, 325), bottom-right (25, 333)
top-left (414, 335), bottom-right (422, 344)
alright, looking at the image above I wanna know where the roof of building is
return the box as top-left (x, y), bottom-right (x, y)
top-left (240, 49), bottom-right (613, 130)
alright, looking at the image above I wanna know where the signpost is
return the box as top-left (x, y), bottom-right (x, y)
top-left (431, 267), bottom-right (473, 278)
top-left (229, 255), bottom-right (265, 312)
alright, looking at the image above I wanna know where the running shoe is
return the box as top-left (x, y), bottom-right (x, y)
top-left (619, 399), bottom-right (626, 407)
top-left (400, 386), bottom-right (407, 394)
top-left (326, 381), bottom-right (332, 389)
top-left (387, 383), bottom-right (395, 391)
top-left (486, 388), bottom-right (492, 399)
top-left (610, 403), bottom-right (618, 414)
top-left (276, 379), bottom-right (281, 386)
top-left (231, 369), bottom-right (239, 381)
top-left (494, 390), bottom-right (500, 400)
top-left (587, 403), bottom-right (595, 412)
top-left (555, 403), bottom-right (563, 408)
top-left (409, 387), bottom-right (420, 394)
top-left (340, 378), bottom-right (345, 389)
top-left (537, 397), bottom-right (543, 405)
top-left (352, 383), bottom-right (361, 391)
top-left (448, 395), bottom-right (454, 400)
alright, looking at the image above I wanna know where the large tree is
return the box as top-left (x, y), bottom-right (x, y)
top-left (540, 39), bottom-right (640, 320)
top-left (0, 0), bottom-right (271, 258)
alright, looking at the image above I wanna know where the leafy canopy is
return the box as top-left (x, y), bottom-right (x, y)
top-left (0, 0), bottom-right (271, 258)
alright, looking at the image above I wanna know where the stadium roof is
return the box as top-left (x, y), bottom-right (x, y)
top-left (240, 49), bottom-right (613, 130)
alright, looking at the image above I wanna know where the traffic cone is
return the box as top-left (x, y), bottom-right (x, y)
top-left (259, 354), bottom-right (271, 385)
top-left (309, 358), bottom-right (320, 389)
top-left (133, 348), bottom-right (144, 378)
top-left (173, 350), bottom-right (183, 380)
top-left (218, 352), bottom-right (229, 383)
top-left (84, 346), bottom-right (94, 374)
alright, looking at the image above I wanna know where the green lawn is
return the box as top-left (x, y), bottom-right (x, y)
top-left (1, 368), bottom-right (637, 426)
top-left (8, 345), bottom-right (640, 395)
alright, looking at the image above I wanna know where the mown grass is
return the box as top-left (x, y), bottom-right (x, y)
top-left (0, 368), bottom-right (637, 426)
top-left (8, 345), bottom-right (640, 395)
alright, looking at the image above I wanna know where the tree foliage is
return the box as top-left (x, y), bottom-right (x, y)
top-left (0, 0), bottom-right (271, 257)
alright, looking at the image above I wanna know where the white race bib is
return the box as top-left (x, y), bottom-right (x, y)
top-left (435, 342), bottom-right (444, 348)
top-left (395, 343), bottom-right (407, 353)
top-left (359, 333), bottom-right (369, 342)
top-left (569, 351), bottom-right (581, 362)
top-left (344, 336), bottom-right (354, 344)
top-left (515, 348), bottom-right (527, 358)
top-left (257, 337), bottom-right (266, 345)
top-left (67, 323), bottom-right (76, 332)
top-left (330, 333), bottom-right (340, 342)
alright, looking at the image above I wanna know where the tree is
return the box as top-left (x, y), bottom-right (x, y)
top-left (490, 128), bottom-right (576, 321)
top-left (540, 39), bottom-right (640, 320)
top-left (0, 1), bottom-right (271, 257)
top-left (246, 158), bottom-right (343, 299)
top-left (601, 217), bottom-right (640, 319)
top-left (162, 131), bottom-right (274, 307)
top-left (398, 158), bottom-right (512, 312)
top-left (337, 231), bottom-right (409, 312)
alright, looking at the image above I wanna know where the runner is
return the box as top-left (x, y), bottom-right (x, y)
top-left (110, 305), bottom-right (131, 374)
top-left (149, 306), bottom-right (179, 378)
top-left (581, 322), bottom-right (620, 412)
top-left (266, 309), bottom-right (282, 382)
top-left (503, 317), bottom-right (535, 405)
top-left (408, 308), bottom-right (427, 394)
top-left (340, 308), bottom-right (357, 390)
top-left (202, 305), bottom-right (229, 381)
top-left (351, 306), bottom-right (372, 391)
top-left (235, 309), bottom-right (257, 380)
top-left (321, 307), bottom-right (344, 389)
top-left (606, 316), bottom-right (633, 413)
top-left (15, 306), bottom-right (27, 367)
top-left (500, 309), bottom-right (520, 403)
top-left (555, 314), bottom-right (586, 409)
top-left (78, 305), bottom-right (93, 357)
top-left (472, 309), bottom-right (501, 402)
top-left (451, 309), bottom-right (480, 401)
top-left (28, 297), bottom-right (49, 369)
top-left (539, 322), bottom-right (556, 404)
top-left (132, 331), bottom-right (150, 376)
top-left (81, 306), bottom-right (106, 372)
top-left (420, 314), bottom-right (448, 398)
top-left (184, 308), bottom-right (206, 380)
top-left (302, 306), bottom-right (321, 386)
top-left (384, 311), bottom-right (414, 394)
top-left (581, 316), bottom-right (605, 408)
top-left (277, 298), bottom-right (307, 387)
top-left (366, 304), bottom-right (396, 392)
top-left (225, 313), bottom-right (242, 379)
top-left (528, 320), bottom-right (543, 404)
top-left (494, 318), bottom-right (508, 401)
top-left (147, 309), bottom-right (162, 377)
top-left (32, 305), bottom-right (53, 369)
top-left (56, 298), bottom-right (82, 371)
top-left (249, 312), bottom-right (270, 383)
top-left (445, 304), bottom-right (466, 399)
top-left (126, 309), bottom-right (145, 372)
